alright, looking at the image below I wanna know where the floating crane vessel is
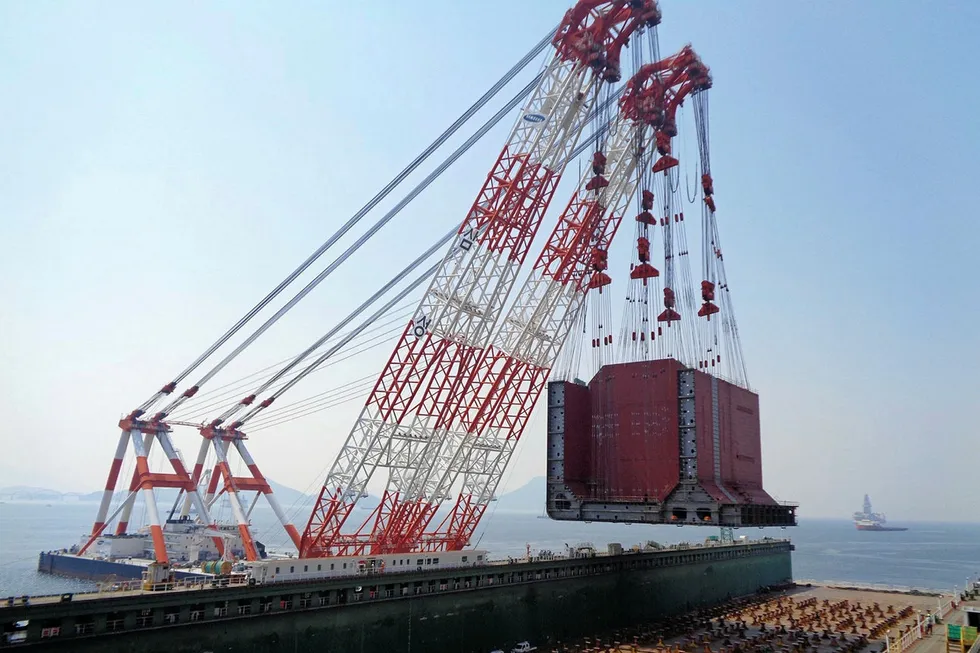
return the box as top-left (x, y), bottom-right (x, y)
top-left (22, 2), bottom-right (798, 650)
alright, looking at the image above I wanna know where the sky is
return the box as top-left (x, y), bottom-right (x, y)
top-left (0, 1), bottom-right (977, 524)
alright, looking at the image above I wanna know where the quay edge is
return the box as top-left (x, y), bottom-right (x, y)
top-left (2, 540), bottom-right (792, 652)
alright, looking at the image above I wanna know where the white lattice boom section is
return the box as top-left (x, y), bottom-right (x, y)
top-left (77, 0), bottom-right (764, 569)
top-left (300, 0), bottom-right (663, 558)
top-left (361, 1), bottom-right (665, 556)
top-left (394, 116), bottom-right (646, 552)
top-left (405, 44), bottom-right (716, 552)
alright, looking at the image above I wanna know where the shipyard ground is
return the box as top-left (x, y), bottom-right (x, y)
top-left (553, 585), bottom-right (977, 653)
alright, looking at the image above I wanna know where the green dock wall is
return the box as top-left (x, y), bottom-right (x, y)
top-left (5, 542), bottom-right (792, 653)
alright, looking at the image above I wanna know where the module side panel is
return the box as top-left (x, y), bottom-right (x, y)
top-left (724, 380), bottom-right (761, 488)
top-left (562, 381), bottom-right (593, 496)
top-left (693, 370), bottom-right (729, 502)
top-left (722, 381), bottom-right (775, 504)
top-left (640, 359), bottom-right (682, 502)
top-left (590, 359), bottom-right (681, 502)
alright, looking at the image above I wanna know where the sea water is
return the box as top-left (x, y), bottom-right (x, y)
top-left (1, 501), bottom-right (977, 596)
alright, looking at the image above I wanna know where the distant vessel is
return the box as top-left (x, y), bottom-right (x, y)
top-left (853, 494), bottom-right (908, 531)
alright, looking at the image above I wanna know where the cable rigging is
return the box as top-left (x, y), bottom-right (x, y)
top-left (86, 2), bottom-right (726, 564)
top-left (222, 237), bottom-right (453, 430)
top-left (132, 28), bottom-right (558, 419)
top-left (166, 88), bottom-right (628, 426)
top-left (170, 305), bottom-right (416, 422)
top-left (86, 28), bottom-right (563, 561)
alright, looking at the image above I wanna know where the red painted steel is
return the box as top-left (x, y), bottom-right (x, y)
top-left (309, 2), bottom-right (666, 557)
top-left (589, 359), bottom-right (682, 502)
top-left (557, 359), bottom-right (777, 507)
top-left (692, 370), bottom-right (773, 504)
top-left (559, 359), bottom-right (682, 502)
top-left (693, 371), bottom-right (728, 502)
top-left (716, 377), bottom-right (774, 504)
top-left (560, 381), bottom-right (593, 498)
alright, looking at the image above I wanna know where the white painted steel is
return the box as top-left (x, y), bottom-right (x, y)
top-left (210, 438), bottom-right (253, 535)
top-left (407, 117), bottom-right (647, 528)
top-left (232, 438), bottom-right (295, 536)
top-left (155, 432), bottom-right (220, 531)
top-left (116, 431), bottom-right (154, 530)
top-left (92, 430), bottom-right (130, 530)
top-left (310, 45), bottom-right (604, 549)
top-left (129, 431), bottom-right (164, 536)
top-left (180, 437), bottom-right (211, 519)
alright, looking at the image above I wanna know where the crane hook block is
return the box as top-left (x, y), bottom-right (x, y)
top-left (586, 175), bottom-right (610, 191)
top-left (636, 236), bottom-right (651, 262)
top-left (630, 263), bottom-right (660, 280)
top-left (590, 248), bottom-right (609, 272)
top-left (652, 155), bottom-right (679, 173)
top-left (704, 196), bottom-right (716, 212)
top-left (701, 173), bottom-right (714, 196)
top-left (641, 190), bottom-right (654, 210)
top-left (591, 151), bottom-right (607, 175)
top-left (700, 280), bottom-right (716, 301)
top-left (698, 301), bottom-right (720, 318)
top-left (589, 271), bottom-right (612, 289)
top-left (636, 210), bottom-right (655, 225)
top-left (657, 308), bottom-right (682, 323)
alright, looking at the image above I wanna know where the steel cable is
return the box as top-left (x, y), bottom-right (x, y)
top-left (162, 77), bottom-right (624, 420)
top-left (137, 28), bottom-right (557, 415)
top-left (169, 305), bottom-right (416, 420)
top-left (155, 75), bottom-right (547, 419)
top-left (236, 261), bottom-right (440, 427)
top-left (173, 322), bottom-right (409, 425)
top-left (212, 226), bottom-right (457, 426)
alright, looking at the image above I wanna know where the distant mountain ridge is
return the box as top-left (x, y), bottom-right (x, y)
top-left (0, 486), bottom-right (72, 502)
top-left (494, 476), bottom-right (547, 514)
top-left (0, 477), bottom-right (542, 513)
top-left (0, 480), bottom-right (318, 508)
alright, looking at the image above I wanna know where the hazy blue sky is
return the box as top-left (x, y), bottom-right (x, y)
top-left (1, 1), bottom-right (977, 523)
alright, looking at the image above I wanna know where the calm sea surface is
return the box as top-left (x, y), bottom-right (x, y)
top-left (1, 501), bottom-right (977, 596)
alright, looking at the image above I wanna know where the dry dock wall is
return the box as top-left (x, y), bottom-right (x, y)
top-left (5, 542), bottom-right (792, 653)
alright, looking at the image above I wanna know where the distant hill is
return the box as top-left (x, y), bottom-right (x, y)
top-left (265, 479), bottom-right (315, 507)
top-left (0, 479), bottom-right (320, 506)
top-left (0, 481), bottom-right (395, 522)
top-left (0, 486), bottom-right (66, 502)
top-left (494, 476), bottom-right (547, 514)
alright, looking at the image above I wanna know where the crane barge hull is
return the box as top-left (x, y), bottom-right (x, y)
top-left (37, 552), bottom-right (210, 583)
top-left (5, 540), bottom-right (792, 652)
